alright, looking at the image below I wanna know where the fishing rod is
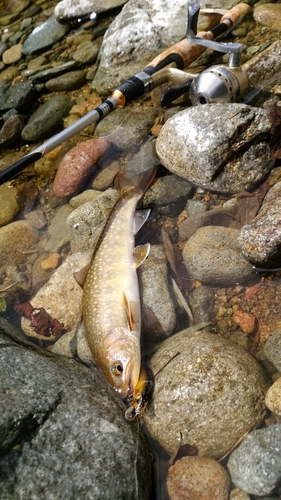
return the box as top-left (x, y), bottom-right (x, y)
top-left (0, 2), bottom-right (250, 185)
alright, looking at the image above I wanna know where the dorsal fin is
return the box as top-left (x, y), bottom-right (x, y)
top-left (133, 243), bottom-right (150, 269)
top-left (122, 292), bottom-right (135, 331)
top-left (117, 167), bottom-right (156, 196)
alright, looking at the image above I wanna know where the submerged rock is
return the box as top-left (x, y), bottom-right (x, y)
top-left (143, 330), bottom-right (268, 458)
top-left (21, 16), bottom-right (69, 55)
top-left (0, 331), bottom-right (151, 500)
top-left (227, 424), bottom-right (281, 496)
top-left (239, 181), bottom-right (281, 268)
top-left (156, 103), bottom-right (274, 194)
top-left (167, 456), bottom-right (230, 500)
top-left (182, 226), bottom-right (255, 286)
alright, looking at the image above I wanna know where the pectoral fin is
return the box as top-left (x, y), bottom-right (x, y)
top-left (133, 243), bottom-right (150, 269)
top-left (122, 292), bottom-right (136, 331)
top-left (134, 209), bottom-right (151, 234)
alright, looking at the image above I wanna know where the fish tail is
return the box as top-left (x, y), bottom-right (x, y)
top-left (117, 167), bottom-right (156, 196)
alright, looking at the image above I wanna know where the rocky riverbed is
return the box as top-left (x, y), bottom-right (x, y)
top-left (1, 0), bottom-right (281, 499)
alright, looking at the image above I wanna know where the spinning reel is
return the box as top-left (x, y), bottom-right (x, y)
top-left (161, 1), bottom-right (248, 106)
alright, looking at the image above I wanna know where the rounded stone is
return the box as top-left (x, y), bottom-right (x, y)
top-left (0, 184), bottom-right (20, 226)
top-left (167, 456), bottom-right (230, 500)
top-left (182, 226), bottom-right (255, 286)
top-left (254, 4), bottom-right (281, 31)
top-left (0, 220), bottom-right (39, 265)
top-left (143, 330), bottom-right (268, 458)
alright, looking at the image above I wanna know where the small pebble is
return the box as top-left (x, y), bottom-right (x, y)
top-left (41, 253), bottom-right (61, 271)
top-left (265, 378), bottom-right (281, 416)
top-left (232, 310), bottom-right (257, 335)
top-left (167, 456), bottom-right (230, 500)
top-left (2, 43), bottom-right (22, 64)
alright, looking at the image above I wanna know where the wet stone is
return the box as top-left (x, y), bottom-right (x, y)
top-left (142, 174), bottom-right (194, 217)
top-left (265, 378), bottom-right (281, 416)
top-left (239, 181), bottom-right (281, 268)
top-left (0, 335), bottom-right (151, 499)
top-left (0, 220), bottom-right (39, 266)
top-left (167, 456), bottom-right (230, 500)
top-left (45, 71), bottom-right (87, 91)
top-left (0, 184), bottom-right (20, 226)
top-left (139, 245), bottom-right (176, 342)
top-left (72, 40), bottom-right (100, 64)
top-left (28, 61), bottom-right (78, 84)
top-left (264, 329), bottom-right (281, 372)
top-left (253, 3), bottom-right (281, 31)
top-left (182, 226), bottom-right (255, 286)
top-left (2, 43), bottom-right (22, 64)
top-left (188, 285), bottom-right (215, 325)
top-left (21, 95), bottom-right (73, 142)
top-left (0, 114), bottom-right (25, 148)
top-left (0, 81), bottom-right (37, 113)
top-left (227, 424), bottom-right (281, 496)
top-left (66, 188), bottom-right (119, 253)
top-left (156, 103), bottom-right (274, 194)
top-left (21, 16), bottom-right (70, 55)
top-left (143, 330), bottom-right (268, 458)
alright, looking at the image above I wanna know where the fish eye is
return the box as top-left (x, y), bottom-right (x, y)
top-left (111, 361), bottom-right (124, 377)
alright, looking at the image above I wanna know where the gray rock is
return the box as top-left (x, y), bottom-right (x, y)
top-left (142, 174), bottom-right (194, 216)
top-left (94, 105), bottom-right (160, 151)
top-left (264, 329), bottom-right (281, 372)
top-left (21, 95), bottom-right (73, 142)
top-left (28, 61), bottom-right (78, 84)
top-left (45, 70), bottom-right (87, 91)
top-left (143, 330), bottom-right (268, 458)
top-left (0, 82), bottom-right (37, 113)
top-left (72, 40), bottom-right (100, 64)
top-left (92, 0), bottom-right (237, 97)
top-left (139, 245), bottom-right (176, 342)
top-left (54, 0), bottom-right (127, 22)
top-left (182, 226), bottom-right (255, 286)
top-left (0, 114), bottom-right (25, 148)
top-left (227, 424), bottom-right (281, 496)
top-left (22, 16), bottom-right (69, 55)
top-left (66, 188), bottom-right (119, 253)
top-left (239, 181), bottom-right (281, 268)
top-left (188, 285), bottom-right (215, 325)
top-left (0, 333), bottom-right (150, 499)
top-left (156, 104), bottom-right (274, 194)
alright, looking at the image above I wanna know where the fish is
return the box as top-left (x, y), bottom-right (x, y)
top-left (82, 167), bottom-right (156, 399)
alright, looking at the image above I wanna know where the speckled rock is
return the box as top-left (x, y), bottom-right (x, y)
top-left (21, 252), bottom-right (91, 341)
top-left (138, 245), bottom-right (176, 342)
top-left (167, 456), bottom-right (230, 500)
top-left (239, 181), bottom-right (281, 268)
top-left (0, 220), bottom-right (39, 265)
top-left (66, 188), bottom-right (119, 253)
top-left (254, 4), bottom-right (281, 31)
top-left (230, 487), bottom-right (251, 500)
top-left (143, 330), bottom-right (268, 458)
top-left (156, 104), bottom-right (274, 194)
top-left (242, 40), bottom-right (281, 89)
top-left (21, 95), bottom-right (73, 142)
top-left (0, 184), bottom-right (20, 226)
top-left (0, 334), bottom-right (151, 500)
top-left (265, 378), bottom-right (281, 416)
top-left (227, 424), bottom-right (281, 496)
top-left (264, 329), bottom-right (281, 372)
top-left (182, 226), bottom-right (255, 286)
top-left (0, 81), bottom-right (37, 113)
top-left (52, 138), bottom-right (110, 198)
